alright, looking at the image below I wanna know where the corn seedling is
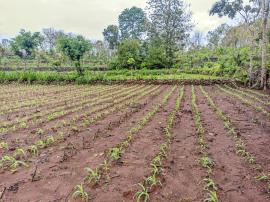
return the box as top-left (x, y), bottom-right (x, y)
top-left (84, 167), bottom-right (101, 184)
top-left (13, 148), bottom-right (26, 159)
top-left (145, 174), bottom-right (162, 188)
top-left (29, 145), bottom-right (39, 156)
top-left (134, 183), bottom-right (150, 202)
top-left (255, 173), bottom-right (269, 181)
top-left (203, 178), bottom-right (217, 191)
top-left (101, 160), bottom-right (110, 173)
top-left (0, 141), bottom-right (8, 150)
top-left (108, 147), bottom-right (122, 161)
top-left (72, 184), bottom-right (88, 201)
top-left (200, 156), bottom-right (214, 172)
top-left (46, 136), bottom-right (55, 145)
top-left (36, 128), bottom-right (44, 136)
top-left (36, 140), bottom-right (46, 148)
top-left (204, 191), bottom-right (219, 202)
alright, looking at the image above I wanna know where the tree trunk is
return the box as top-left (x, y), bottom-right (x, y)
top-left (248, 49), bottom-right (253, 87)
top-left (261, 0), bottom-right (269, 90)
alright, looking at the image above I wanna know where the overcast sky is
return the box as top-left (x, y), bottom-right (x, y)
top-left (0, 0), bottom-right (228, 40)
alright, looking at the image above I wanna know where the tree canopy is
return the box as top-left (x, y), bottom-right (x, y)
top-left (56, 35), bottom-right (91, 75)
top-left (10, 29), bottom-right (43, 58)
top-left (103, 25), bottom-right (119, 50)
top-left (118, 6), bottom-right (147, 40)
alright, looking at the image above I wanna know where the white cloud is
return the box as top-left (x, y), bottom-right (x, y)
top-left (0, 0), bottom-right (228, 40)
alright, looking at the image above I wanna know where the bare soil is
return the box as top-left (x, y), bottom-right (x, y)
top-left (0, 84), bottom-right (269, 202)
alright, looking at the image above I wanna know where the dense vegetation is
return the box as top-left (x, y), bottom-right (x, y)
top-left (0, 0), bottom-right (269, 89)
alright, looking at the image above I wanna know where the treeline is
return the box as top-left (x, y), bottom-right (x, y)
top-left (0, 29), bottom-right (110, 71)
top-left (188, 0), bottom-right (270, 89)
top-left (0, 0), bottom-right (269, 89)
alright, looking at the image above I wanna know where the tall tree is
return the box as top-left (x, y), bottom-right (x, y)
top-left (209, 0), bottom-right (270, 89)
top-left (261, 0), bottom-right (270, 90)
top-left (207, 23), bottom-right (230, 48)
top-left (42, 28), bottom-right (64, 52)
top-left (190, 31), bottom-right (204, 49)
top-left (103, 25), bottom-right (119, 50)
top-left (147, 0), bottom-right (192, 67)
top-left (118, 7), bottom-right (147, 40)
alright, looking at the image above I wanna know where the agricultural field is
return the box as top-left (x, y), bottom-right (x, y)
top-left (0, 83), bottom-right (269, 202)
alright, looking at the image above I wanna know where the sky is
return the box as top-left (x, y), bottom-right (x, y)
top-left (0, 0), bottom-right (228, 40)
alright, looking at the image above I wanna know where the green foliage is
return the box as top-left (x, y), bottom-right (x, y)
top-left (147, 0), bottom-right (192, 67)
top-left (56, 35), bottom-right (91, 75)
top-left (134, 183), bottom-right (150, 202)
top-left (108, 147), bottom-right (122, 161)
top-left (103, 25), bottom-right (119, 50)
top-left (10, 29), bottom-right (43, 58)
top-left (118, 7), bottom-right (147, 40)
top-left (84, 167), bottom-right (101, 184)
top-left (0, 69), bottom-right (222, 84)
top-left (142, 38), bottom-right (168, 69)
top-left (72, 184), bottom-right (88, 201)
top-left (117, 39), bottom-right (141, 68)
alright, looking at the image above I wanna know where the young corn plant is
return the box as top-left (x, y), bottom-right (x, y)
top-left (203, 178), bottom-right (218, 191)
top-left (145, 174), bottom-right (162, 188)
top-left (108, 147), bottom-right (122, 161)
top-left (200, 156), bottom-right (215, 173)
top-left (84, 167), bottom-right (101, 184)
top-left (36, 128), bottom-right (44, 136)
top-left (72, 184), bottom-right (88, 201)
top-left (0, 141), bottom-right (8, 150)
top-left (28, 145), bottom-right (39, 156)
top-left (134, 183), bottom-right (150, 202)
top-left (13, 148), bottom-right (27, 159)
top-left (204, 191), bottom-right (219, 202)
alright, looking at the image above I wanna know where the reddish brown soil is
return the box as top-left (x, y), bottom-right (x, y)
top-left (0, 84), bottom-right (269, 202)
top-left (151, 86), bottom-right (204, 202)
top-left (196, 87), bottom-right (269, 201)
top-left (206, 86), bottom-right (270, 176)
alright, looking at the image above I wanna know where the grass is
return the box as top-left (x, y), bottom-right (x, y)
top-left (0, 70), bottom-right (225, 84)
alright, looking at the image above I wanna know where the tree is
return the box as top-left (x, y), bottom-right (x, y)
top-left (10, 29), bottom-right (43, 58)
top-left (117, 39), bottom-right (141, 68)
top-left (103, 25), bottom-right (119, 50)
top-left (209, 0), bottom-right (269, 89)
top-left (147, 0), bottom-right (192, 68)
top-left (118, 7), bottom-right (147, 40)
top-left (143, 37), bottom-right (168, 69)
top-left (207, 23), bottom-right (230, 48)
top-left (261, 0), bottom-right (270, 90)
top-left (42, 28), bottom-right (64, 53)
top-left (190, 31), bottom-right (204, 49)
top-left (56, 35), bottom-right (91, 75)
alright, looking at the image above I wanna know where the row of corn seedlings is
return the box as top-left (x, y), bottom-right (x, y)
top-left (217, 85), bottom-right (270, 118)
top-left (0, 85), bottom-right (153, 153)
top-left (200, 86), bottom-right (270, 193)
top-left (134, 86), bottom-right (184, 202)
top-left (0, 85), bottom-right (109, 116)
top-left (0, 85), bottom-right (126, 128)
top-left (191, 86), bottom-right (219, 202)
top-left (224, 85), bottom-right (270, 106)
top-left (0, 86), bottom-right (160, 172)
top-left (237, 86), bottom-right (270, 99)
top-left (71, 86), bottom-right (177, 201)
top-left (0, 85), bottom-right (140, 134)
